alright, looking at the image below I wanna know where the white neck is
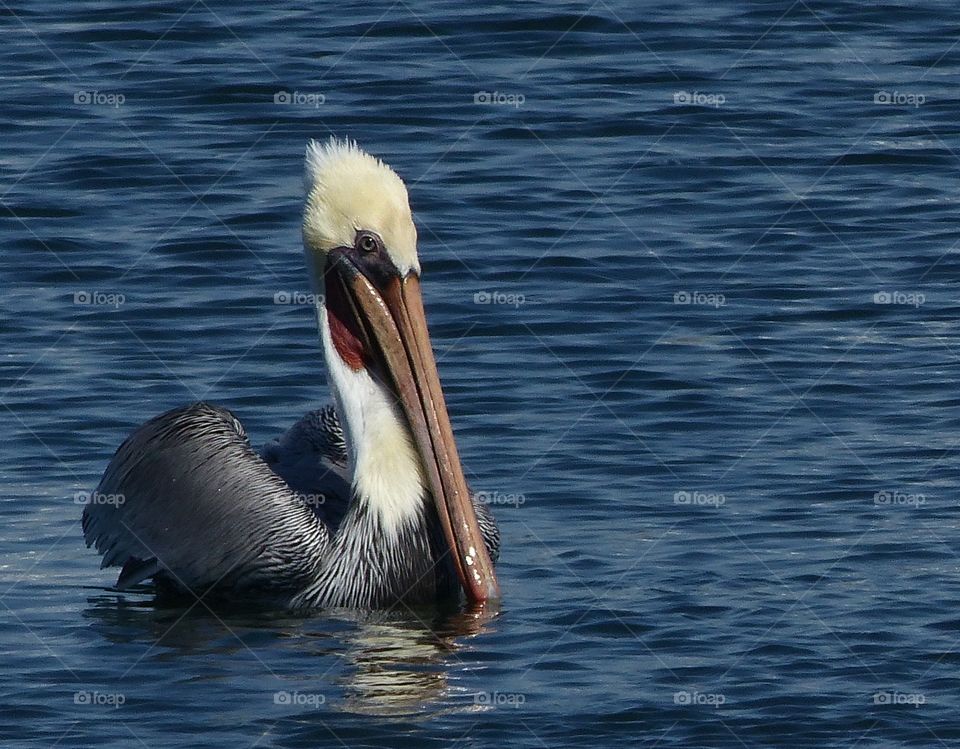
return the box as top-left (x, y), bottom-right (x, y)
top-left (317, 305), bottom-right (427, 537)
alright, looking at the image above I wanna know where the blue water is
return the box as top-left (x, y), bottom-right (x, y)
top-left (3, 0), bottom-right (960, 745)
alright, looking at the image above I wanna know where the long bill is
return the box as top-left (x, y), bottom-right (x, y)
top-left (326, 251), bottom-right (501, 603)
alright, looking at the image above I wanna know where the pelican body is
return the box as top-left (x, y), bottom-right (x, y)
top-left (82, 140), bottom-right (501, 610)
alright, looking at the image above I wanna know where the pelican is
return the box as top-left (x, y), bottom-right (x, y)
top-left (82, 139), bottom-right (501, 610)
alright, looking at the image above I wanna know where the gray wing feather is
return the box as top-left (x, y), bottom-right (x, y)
top-left (260, 405), bottom-right (353, 532)
top-left (83, 402), bottom-right (328, 596)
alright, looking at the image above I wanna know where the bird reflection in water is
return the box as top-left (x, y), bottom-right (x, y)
top-left (333, 602), bottom-right (499, 717)
top-left (83, 593), bottom-right (499, 718)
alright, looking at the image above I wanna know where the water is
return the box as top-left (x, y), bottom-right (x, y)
top-left (3, 0), bottom-right (960, 745)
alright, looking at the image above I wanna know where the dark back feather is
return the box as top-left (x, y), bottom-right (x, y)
top-left (83, 403), bottom-right (328, 597)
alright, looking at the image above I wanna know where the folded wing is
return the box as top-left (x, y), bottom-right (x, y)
top-left (82, 402), bottom-right (329, 597)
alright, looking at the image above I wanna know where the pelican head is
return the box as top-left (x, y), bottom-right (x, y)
top-left (301, 138), bottom-right (499, 604)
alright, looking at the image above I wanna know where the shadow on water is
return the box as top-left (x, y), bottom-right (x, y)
top-left (81, 587), bottom-right (500, 719)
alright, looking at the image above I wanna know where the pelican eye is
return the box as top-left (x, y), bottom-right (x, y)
top-left (356, 232), bottom-right (380, 254)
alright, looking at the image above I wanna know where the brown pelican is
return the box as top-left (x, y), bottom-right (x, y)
top-left (82, 139), bottom-right (501, 609)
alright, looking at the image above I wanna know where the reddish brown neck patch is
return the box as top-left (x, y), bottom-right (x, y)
top-left (324, 270), bottom-right (366, 371)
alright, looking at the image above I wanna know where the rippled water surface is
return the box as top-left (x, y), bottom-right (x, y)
top-left (4, 1), bottom-right (960, 746)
